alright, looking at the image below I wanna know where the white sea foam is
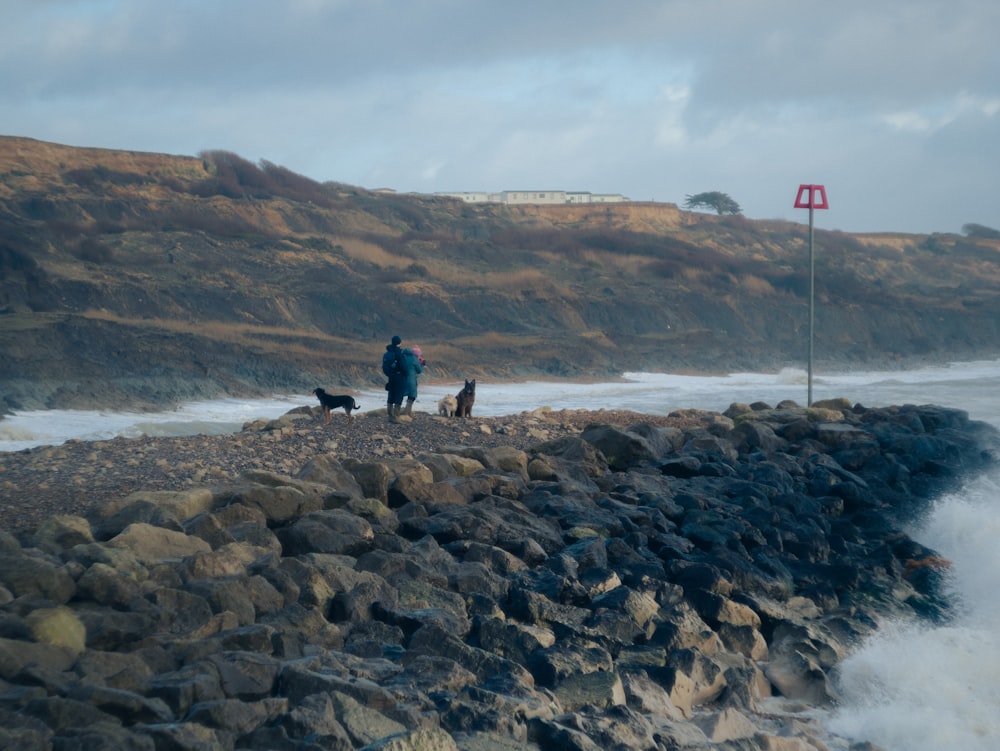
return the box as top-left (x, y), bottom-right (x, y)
top-left (828, 469), bottom-right (1000, 750)
top-left (3, 359), bottom-right (1000, 452)
top-left (776, 366), bottom-right (810, 384)
top-left (830, 621), bottom-right (1000, 750)
top-left (0, 395), bottom-right (315, 452)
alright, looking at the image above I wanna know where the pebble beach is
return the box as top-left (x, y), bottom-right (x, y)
top-left (0, 406), bottom-right (683, 534)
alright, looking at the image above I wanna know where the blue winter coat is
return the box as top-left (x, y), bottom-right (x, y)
top-left (402, 349), bottom-right (424, 399)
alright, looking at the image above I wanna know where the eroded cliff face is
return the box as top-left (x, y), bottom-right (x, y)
top-left (2, 136), bottom-right (1000, 411)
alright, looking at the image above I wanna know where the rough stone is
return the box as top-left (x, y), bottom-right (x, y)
top-left (0, 405), bottom-right (994, 751)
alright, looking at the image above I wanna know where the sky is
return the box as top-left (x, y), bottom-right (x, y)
top-left (3, 0), bottom-right (998, 235)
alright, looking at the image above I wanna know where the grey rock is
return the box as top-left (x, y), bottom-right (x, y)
top-left (0, 551), bottom-right (77, 603)
top-left (0, 637), bottom-right (78, 679)
top-left (580, 424), bottom-right (659, 470)
top-left (276, 509), bottom-right (374, 557)
top-left (0, 405), bottom-right (993, 751)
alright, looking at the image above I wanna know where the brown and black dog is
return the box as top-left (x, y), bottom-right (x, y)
top-left (455, 379), bottom-right (476, 418)
top-left (314, 388), bottom-right (361, 424)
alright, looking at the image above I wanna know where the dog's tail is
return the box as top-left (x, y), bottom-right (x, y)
top-left (353, 399), bottom-right (361, 409)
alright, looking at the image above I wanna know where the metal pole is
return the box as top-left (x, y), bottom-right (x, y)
top-left (794, 183), bottom-right (826, 407)
top-left (808, 205), bottom-right (814, 407)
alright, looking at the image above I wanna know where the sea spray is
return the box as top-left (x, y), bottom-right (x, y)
top-left (829, 470), bottom-right (1000, 750)
top-left (830, 620), bottom-right (1000, 749)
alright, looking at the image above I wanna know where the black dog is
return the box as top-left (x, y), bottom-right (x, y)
top-left (313, 388), bottom-right (361, 424)
top-left (455, 379), bottom-right (476, 418)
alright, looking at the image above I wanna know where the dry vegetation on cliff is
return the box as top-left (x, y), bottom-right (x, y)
top-left (2, 136), bottom-right (1000, 413)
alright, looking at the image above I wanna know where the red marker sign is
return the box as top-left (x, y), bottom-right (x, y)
top-left (794, 184), bottom-right (829, 210)
top-left (794, 183), bottom-right (829, 408)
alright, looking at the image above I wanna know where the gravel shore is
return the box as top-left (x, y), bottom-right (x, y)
top-left (0, 406), bottom-right (690, 535)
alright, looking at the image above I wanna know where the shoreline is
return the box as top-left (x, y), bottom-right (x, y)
top-left (5, 350), bottom-right (997, 419)
top-left (6, 356), bottom-right (1000, 457)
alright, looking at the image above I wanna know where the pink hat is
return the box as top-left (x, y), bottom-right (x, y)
top-left (411, 345), bottom-right (422, 357)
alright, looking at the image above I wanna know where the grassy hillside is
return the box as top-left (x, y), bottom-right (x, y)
top-left (2, 136), bottom-right (999, 412)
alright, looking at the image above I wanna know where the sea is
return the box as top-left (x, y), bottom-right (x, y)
top-left (2, 359), bottom-right (1000, 750)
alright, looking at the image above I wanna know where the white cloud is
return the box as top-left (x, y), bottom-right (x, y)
top-left (1, 0), bottom-right (997, 233)
top-left (882, 112), bottom-right (935, 134)
top-left (883, 91), bottom-right (1000, 134)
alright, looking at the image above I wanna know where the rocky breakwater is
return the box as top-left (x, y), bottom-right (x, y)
top-left (1, 399), bottom-right (997, 751)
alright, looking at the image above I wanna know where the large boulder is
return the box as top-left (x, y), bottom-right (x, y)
top-left (580, 424), bottom-right (660, 470)
top-left (105, 522), bottom-right (212, 563)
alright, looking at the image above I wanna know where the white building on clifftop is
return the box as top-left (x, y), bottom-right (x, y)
top-left (435, 190), bottom-right (629, 205)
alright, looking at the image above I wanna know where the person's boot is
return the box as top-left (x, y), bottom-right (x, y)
top-left (403, 398), bottom-right (414, 416)
top-left (387, 403), bottom-right (396, 422)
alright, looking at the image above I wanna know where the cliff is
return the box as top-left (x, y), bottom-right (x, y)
top-left (3, 136), bottom-right (1000, 412)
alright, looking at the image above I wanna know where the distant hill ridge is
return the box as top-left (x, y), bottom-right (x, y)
top-left (2, 135), bottom-right (999, 412)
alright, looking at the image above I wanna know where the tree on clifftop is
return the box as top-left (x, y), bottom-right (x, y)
top-left (684, 191), bottom-right (742, 215)
top-left (962, 223), bottom-right (1000, 239)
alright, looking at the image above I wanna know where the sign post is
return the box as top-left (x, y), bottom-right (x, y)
top-left (793, 184), bottom-right (829, 406)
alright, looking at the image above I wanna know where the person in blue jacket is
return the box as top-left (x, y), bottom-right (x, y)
top-left (401, 345), bottom-right (425, 416)
top-left (381, 335), bottom-right (407, 420)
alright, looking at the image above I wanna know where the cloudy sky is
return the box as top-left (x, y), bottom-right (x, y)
top-left (4, 0), bottom-right (998, 234)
